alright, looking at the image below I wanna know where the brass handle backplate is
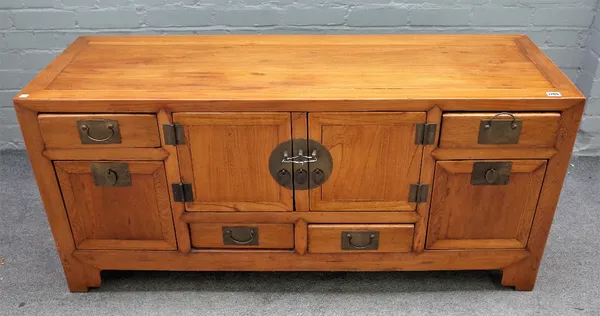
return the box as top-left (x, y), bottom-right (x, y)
top-left (341, 231), bottom-right (379, 250)
top-left (77, 119), bottom-right (122, 144)
top-left (91, 162), bottom-right (131, 187)
top-left (268, 138), bottom-right (333, 190)
top-left (222, 227), bottom-right (259, 246)
top-left (471, 161), bottom-right (512, 185)
top-left (478, 112), bottom-right (522, 144)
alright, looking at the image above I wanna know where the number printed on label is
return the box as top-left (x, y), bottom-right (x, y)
top-left (546, 91), bottom-right (562, 97)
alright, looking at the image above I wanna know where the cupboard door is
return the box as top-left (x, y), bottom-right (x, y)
top-left (54, 161), bottom-right (177, 250)
top-left (426, 160), bottom-right (547, 250)
top-left (308, 112), bottom-right (426, 211)
top-left (174, 113), bottom-right (293, 212)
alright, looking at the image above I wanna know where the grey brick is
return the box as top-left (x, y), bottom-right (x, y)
top-left (534, 8), bottom-right (594, 27)
top-left (460, 0), bottom-right (488, 4)
top-left (548, 30), bottom-right (580, 47)
top-left (0, 0), bottom-right (23, 9)
top-left (589, 78), bottom-right (600, 98)
top-left (584, 98), bottom-right (600, 115)
top-left (24, 0), bottom-right (56, 8)
top-left (0, 91), bottom-right (20, 108)
top-left (347, 7), bottom-right (408, 27)
top-left (140, 0), bottom-right (167, 6)
top-left (0, 71), bottom-right (22, 90)
top-left (214, 9), bottom-right (279, 26)
top-left (3, 32), bottom-right (64, 50)
top-left (20, 51), bottom-right (58, 70)
top-left (0, 53), bottom-right (21, 69)
top-left (485, 0), bottom-right (518, 5)
top-left (13, 10), bottom-right (76, 29)
top-left (146, 8), bottom-right (212, 27)
top-left (593, 15), bottom-right (600, 31)
top-left (0, 108), bottom-right (18, 125)
top-left (411, 9), bottom-right (470, 26)
top-left (471, 8), bottom-right (532, 26)
top-left (588, 30), bottom-right (600, 55)
top-left (0, 11), bottom-right (12, 29)
top-left (77, 10), bottom-right (140, 29)
top-left (576, 71), bottom-right (593, 97)
top-left (283, 8), bottom-right (347, 26)
top-left (545, 47), bottom-right (585, 68)
top-left (520, 0), bottom-right (596, 5)
top-left (581, 50), bottom-right (600, 78)
top-left (98, 0), bottom-right (132, 7)
top-left (61, 0), bottom-right (97, 8)
top-left (18, 70), bottom-right (39, 88)
top-left (562, 68), bottom-right (579, 83)
top-left (525, 30), bottom-right (547, 45)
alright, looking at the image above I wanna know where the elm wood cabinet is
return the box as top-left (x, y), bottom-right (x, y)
top-left (13, 34), bottom-right (585, 292)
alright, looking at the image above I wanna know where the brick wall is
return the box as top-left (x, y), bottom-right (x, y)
top-left (0, 0), bottom-right (597, 151)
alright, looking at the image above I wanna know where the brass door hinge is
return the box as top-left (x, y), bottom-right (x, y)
top-left (172, 183), bottom-right (193, 202)
top-left (163, 124), bottom-right (185, 145)
top-left (408, 184), bottom-right (429, 203)
top-left (415, 123), bottom-right (437, 145)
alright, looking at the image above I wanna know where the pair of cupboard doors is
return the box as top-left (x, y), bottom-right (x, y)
top-left (176, 111), bottom-right (424, 213)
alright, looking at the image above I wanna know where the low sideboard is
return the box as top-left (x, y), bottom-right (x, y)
top-left (13, 34), bottom-right (585, 291)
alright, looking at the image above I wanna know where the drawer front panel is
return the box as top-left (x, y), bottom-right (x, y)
top-left (54, 161), bottom-right (177, 251)
top-left (439, 112), bottom-right (560, 149)
top-left (190, 223), bottom-right (294, 249)
top-left (39, 114), bottom-right (160, 148)
top-left (426, 160), bottom-right (547, 250)
top-left (308, 224), bottom-right (414, 253)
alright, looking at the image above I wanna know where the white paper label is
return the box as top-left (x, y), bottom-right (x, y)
top-left (546, 92), bottom-right (562, 97)
top-left (18, 94), bottom-right (29, 98)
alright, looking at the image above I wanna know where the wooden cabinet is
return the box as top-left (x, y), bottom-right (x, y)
top-left (426, 160), bottom-right (547, 250)
top-left (14, 35), bottom-right (585, 292)
top-left (54, 161), bottom-right (177, 250)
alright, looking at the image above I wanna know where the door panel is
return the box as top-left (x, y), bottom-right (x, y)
top-left (426, 160), bottom-right (547, 249)
top-left (174, 112), bottom-right (293, 212)
top-left (54, 161), bottom-right (177, 250)
top-left (308, 112), bottom-right (426, 211)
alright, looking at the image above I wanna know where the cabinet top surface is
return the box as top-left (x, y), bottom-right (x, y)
top-left (16, 34), bottom-right (584, 110)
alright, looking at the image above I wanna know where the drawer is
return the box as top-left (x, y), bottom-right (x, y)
top-left (38, 114), bottom-right (160, 148)
top-left (190, 223), bottom-right (294, 249)
top-left (308, 224), bottom-right (414, 253)
top-left (439, 112), bottom-right (560, 149)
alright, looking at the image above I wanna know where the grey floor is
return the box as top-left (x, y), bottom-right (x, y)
top-left (0, 151), bottom-right (599, 316)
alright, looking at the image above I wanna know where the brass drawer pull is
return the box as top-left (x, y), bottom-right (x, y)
top-left (77, 119), bottom-right (122, 144)
top-left (341, 231), bottom-right (379, 250)
top-left (478, 112), bottom-right (522, 144)
top-left (103, 168), bottom-right (119, 186)
top-left (91, 162), bottom-right (131, 187)
top-left (222, 227), bottom-right (259, 246)
top-left (81, 123), bottom-right (115, 142)
top-left (269, 139), bottom-right (333, 190)
top-left (471, 162), bottom-right (512, 185)
top-left (484, 112), bottom-right (518, 129)
top-left (282, 149), bottom-right (318, 164)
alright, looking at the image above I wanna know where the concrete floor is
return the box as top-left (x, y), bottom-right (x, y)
top-left (0, 150), bottom-right (599, 316)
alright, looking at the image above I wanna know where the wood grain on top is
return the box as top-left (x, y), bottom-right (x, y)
top-left (15, 34), bottom-right (584, 111)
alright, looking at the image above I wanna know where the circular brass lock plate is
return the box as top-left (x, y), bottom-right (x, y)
top-left (268, 138), bottom-right (333, 190)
